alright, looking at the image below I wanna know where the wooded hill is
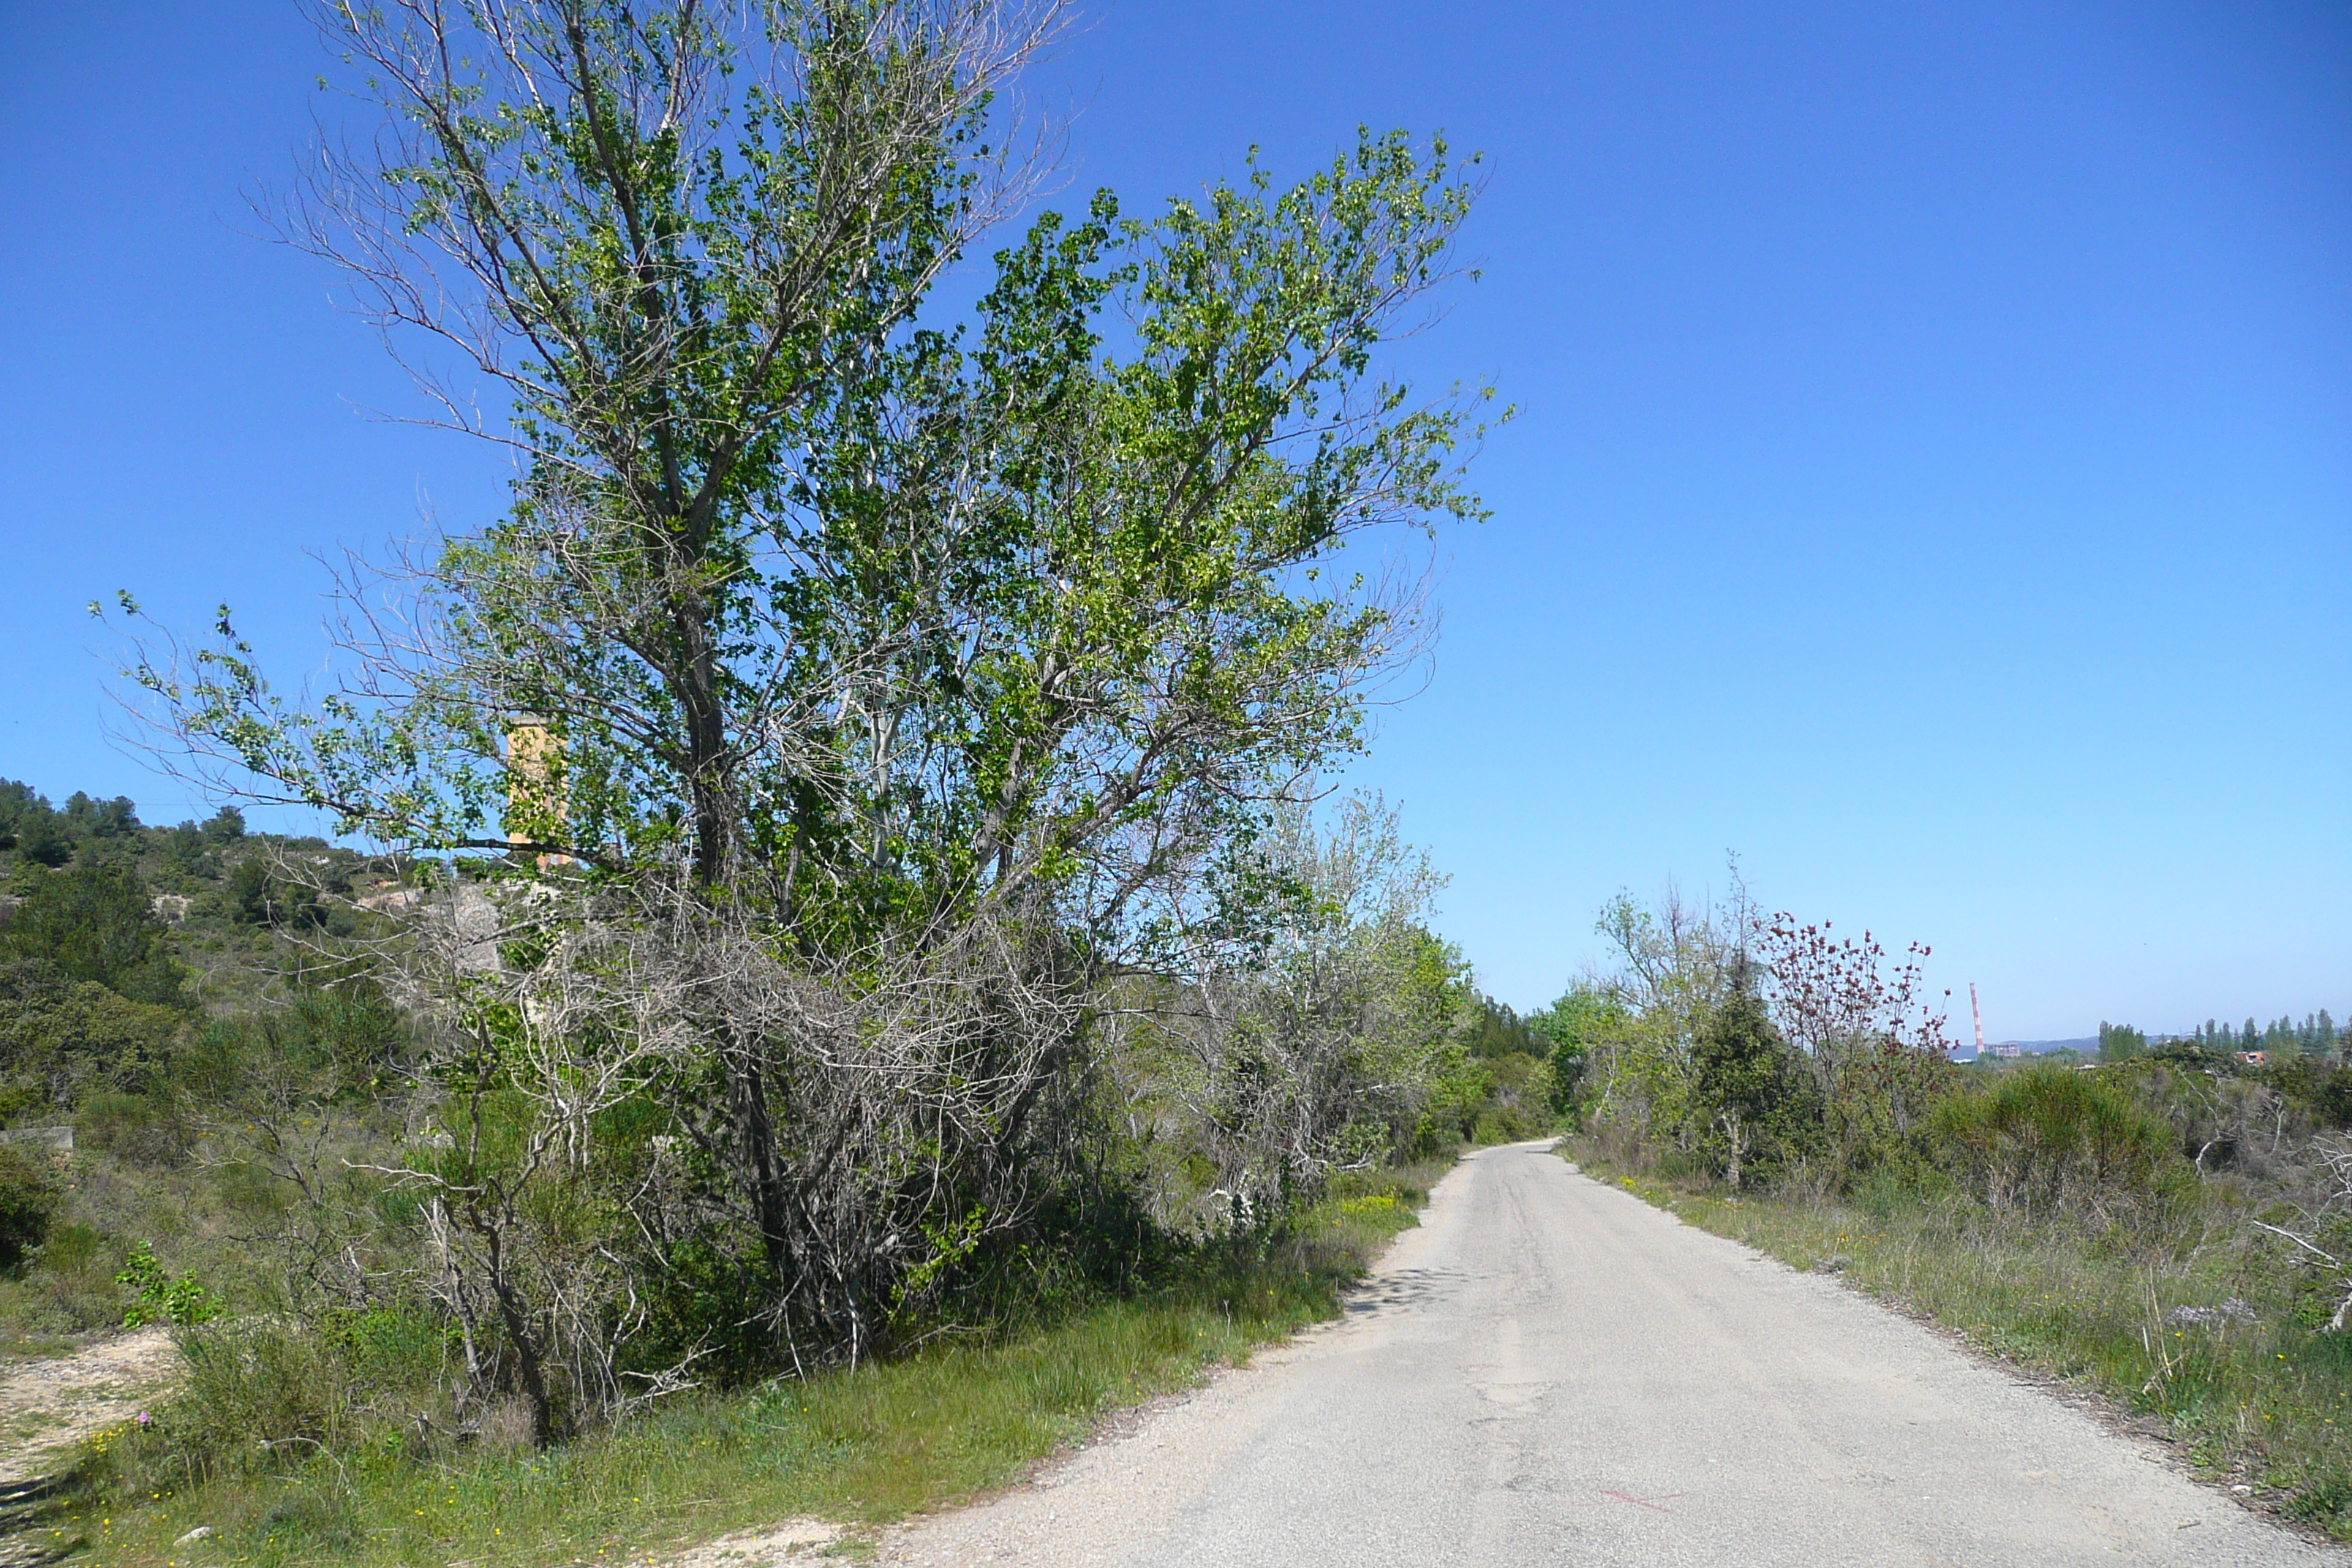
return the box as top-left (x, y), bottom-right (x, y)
top-left (0, 784), bottom-right (396, 1137)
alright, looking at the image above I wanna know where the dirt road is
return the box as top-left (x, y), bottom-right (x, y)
top-left (883, 1141), bottom-right (2338, 1566)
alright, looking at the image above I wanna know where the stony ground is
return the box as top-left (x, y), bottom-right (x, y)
top-left (0, 1328), bottom-right (180, 1567)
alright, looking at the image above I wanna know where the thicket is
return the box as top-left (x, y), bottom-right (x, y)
top-left (1557, 881), bottom-right (2352, 1532)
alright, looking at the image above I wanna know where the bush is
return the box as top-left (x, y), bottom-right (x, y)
top-left (76, 1091), bottom-right (186, 1164)
top-left (0, 1145), bottom-right (60, 1272)
top-left (116, 1240), bottom-right (219, 1328)
top-left (0, 862), bottom-right (189, 1008)
top-left (106, 1310), bottom-right (448, 1493)
top-left (0, 1222), bottom-right (125, 1339)
top-left (1931, 1065), bottom-right (2189, 1226)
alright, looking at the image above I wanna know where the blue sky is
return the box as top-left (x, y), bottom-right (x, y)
top-left (1, 2), bottom-right (2344, 1038)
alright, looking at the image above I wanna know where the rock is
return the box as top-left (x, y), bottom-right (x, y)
top-left (174, 1526), bottom-right (213, 1545)
top-left (2165, 1299), bottom-right (2256, 1327)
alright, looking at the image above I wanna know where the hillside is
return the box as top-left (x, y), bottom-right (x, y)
top-left (0, 780), bottom-right (425, 1354)
top-left (0, 783), bottom-right (410, 1102)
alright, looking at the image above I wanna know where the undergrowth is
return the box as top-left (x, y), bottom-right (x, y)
top-left (23, 1161), bottom-right (1448, 1568)
top-left (1575, 1143), bottom-right (2352, 1539)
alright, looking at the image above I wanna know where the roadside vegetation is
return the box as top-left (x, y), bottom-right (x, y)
top-left (12, 1158), bottom-right (1448, 1567)
top-left (1545, 880), bottom-right (2352, 1537)
top-left (0, 784), bottom-right (1512, 1562)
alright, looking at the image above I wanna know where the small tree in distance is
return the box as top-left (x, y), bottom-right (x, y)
top-left (2099, 1021), bottom-right (2148, 1061)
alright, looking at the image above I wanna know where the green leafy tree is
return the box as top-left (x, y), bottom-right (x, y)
top-left (111, 0), bottom-right (1493, 1414)
top-left (0, 781), bottom-right (42, 850)
top-left (0, 783), bottom-right (78, 868)
top-left (12, 814), bottom-right (71, 870)
top-left (2098, 1021), bottom-right (2147, 1061)
top-left (1529, 983), bottom-right (1629, 1114)
top-left (1571, 886), bottom-right (1748, 1151)
top-left (62, 792), bottom-right (140, 840)
top-left (1460, 995), bottom-right (1539, 1060)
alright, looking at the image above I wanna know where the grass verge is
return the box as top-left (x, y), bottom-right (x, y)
top-left (1573, 1145), bottom-right (2352, 1539)
top-left (19, 1160), bottom-right (1450, 1568)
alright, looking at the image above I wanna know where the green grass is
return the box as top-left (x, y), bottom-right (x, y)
top-left (1575, 1145), bottom-right (2352, 1537)
top-left (22, 1163), bottom-right (1447, 1568)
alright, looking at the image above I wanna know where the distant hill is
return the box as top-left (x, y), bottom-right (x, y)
top-left (1962, 1037), bottom-right (2097, 1061)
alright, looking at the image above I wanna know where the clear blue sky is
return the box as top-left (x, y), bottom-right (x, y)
top-left (1, 3), bottom-right (2345, 1039)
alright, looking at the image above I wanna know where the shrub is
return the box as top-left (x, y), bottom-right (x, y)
top-left (0, 1221), bottom-right (124, 1338)
top-left (106, 1311), bottom-right (445, 1493)
top-left (116, 1240), bottom-right (219, 1327)
top-left (1931, 1065), bottom-right (2189, 1226)
top-left (76, 1090), bottom-right (186, 1164)
top-left (0, 1145), bottom-right (60, 1272)
top-left (0, 861), bottom-right (189, 1007)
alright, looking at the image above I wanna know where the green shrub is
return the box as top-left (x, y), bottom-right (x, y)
top-left (1931, 1065), bottom-right (2189, 1226)
top-left (116, 1240), bottom-right (219, 1328)
top-left (0, 861), bottom-right (189, 1008)
top-left (0, 1145), bottom-right (59, 1272)
top-left (0, 1221), bottom-right (124, 1341)
top-left (110, 1319), bottom-right (370, 1492)
top-left (75, 1091), bottom-right (186, 1164)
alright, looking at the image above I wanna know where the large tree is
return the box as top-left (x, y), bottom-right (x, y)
top-left (118, 0), bottom-right (1490, 1406)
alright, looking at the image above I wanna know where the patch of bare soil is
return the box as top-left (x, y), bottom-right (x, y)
top-left (657, 1518), bottom-right (843, 1564)
top-left (0, 1329), bottom-right (178, 1486)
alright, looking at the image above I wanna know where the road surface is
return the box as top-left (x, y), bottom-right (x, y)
top-left (883, 1140), bottom-right (2339, 1566)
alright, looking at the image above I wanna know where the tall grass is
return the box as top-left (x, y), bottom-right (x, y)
top-left (1582, 1147), bottom-right (2352, 1537)
top-left (28, 1163), bottom-right (1447, 1568)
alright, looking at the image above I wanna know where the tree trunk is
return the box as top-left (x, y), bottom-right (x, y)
top-left (478, 1214), bottom-right (557, 1447)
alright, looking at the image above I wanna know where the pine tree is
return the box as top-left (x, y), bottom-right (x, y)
top-left (1692, 960), bottom-right (1800, 1192)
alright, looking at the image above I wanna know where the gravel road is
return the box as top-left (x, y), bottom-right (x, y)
top-left (882, 1140), bottom-right (2340, 1566)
